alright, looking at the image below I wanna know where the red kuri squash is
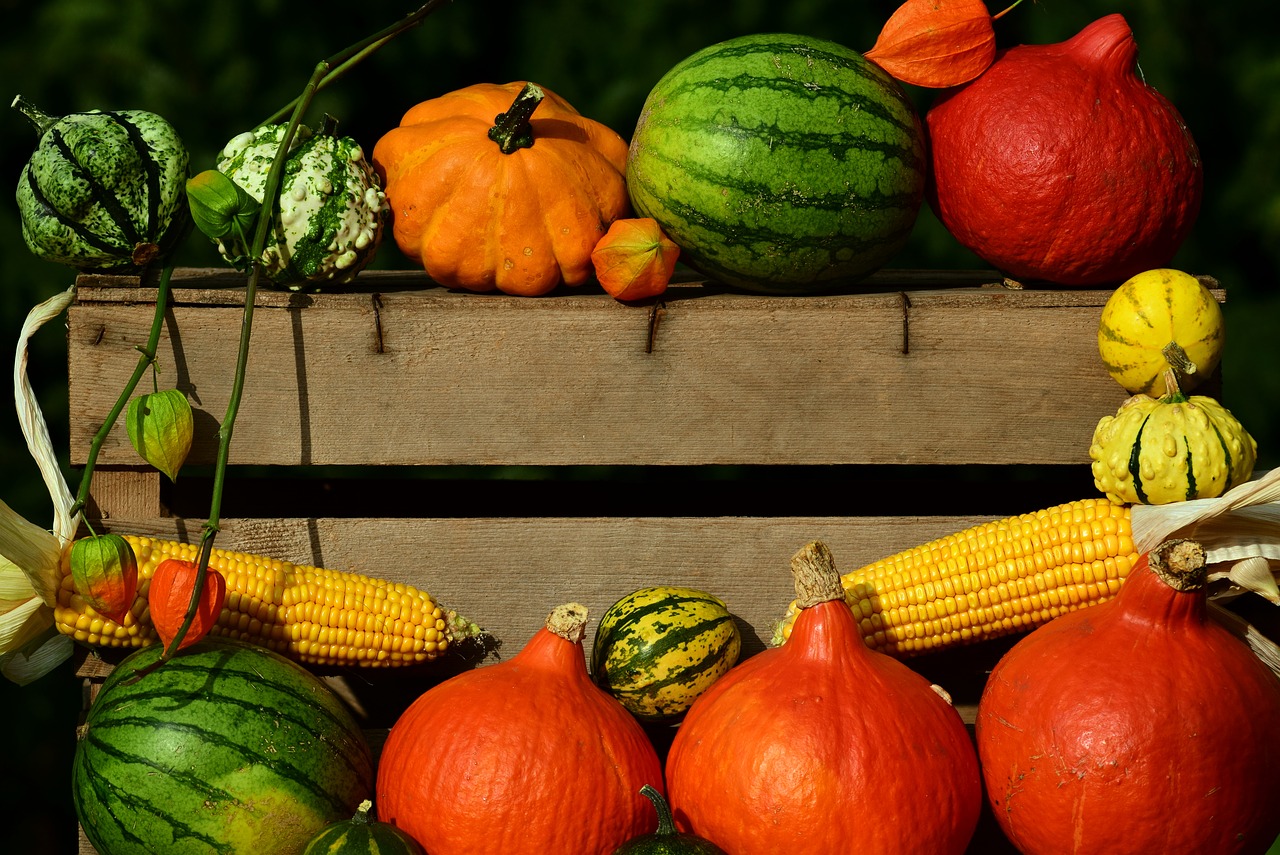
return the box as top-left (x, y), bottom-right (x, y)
top-left (976, 540), bottom-right (1280, 854)
top-left (375, 603), bottom-right (663, 854)
top-left (926, 14), bottom-right (1202, 285)
top-left (664, 541), bottom-right (982, 852)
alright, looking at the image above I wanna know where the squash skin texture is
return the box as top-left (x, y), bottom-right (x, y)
top-left (375, 607), bottom-right (662, 854)
top-left (664, 589), bottom-right (982, 852)
top-left (373, 82), bottom-right (631, 296)
top-left (976, 557), bottom-right (1280, 854)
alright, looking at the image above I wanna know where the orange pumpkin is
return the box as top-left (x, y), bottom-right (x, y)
top-left (372, 81), bottom-right (631, 296)
top-left (976, 540), bottom-right (1280, 854)
top-left (664, 541), bottom-right (982, 852)
top-left (375, 603), bottom-right (663, 854)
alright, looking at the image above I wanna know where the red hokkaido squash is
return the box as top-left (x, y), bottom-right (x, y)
top-left (926, 14), bottom-right (1202, 286)
top-left (375, 603), bottom-right (662, 854)
top-left (976, 540), bottom-right (1280, 854)
top-left (372, 81), bottom-right (630, 297)
top-left (664, 541), bottom-right (982, 852)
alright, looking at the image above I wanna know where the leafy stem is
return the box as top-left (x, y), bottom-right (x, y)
top-left (144, 2), bottom-right (449, 667)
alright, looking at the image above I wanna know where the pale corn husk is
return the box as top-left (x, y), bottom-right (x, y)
top-left (0, 282), bottom-right (80, 684)
top-left (1133, 467), bottom-right (1280, 674)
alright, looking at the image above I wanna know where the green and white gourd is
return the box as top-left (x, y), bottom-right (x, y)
top-left (214, 121), bottom-right (387, 290)
top-left (13, 95), bottom-right (189, 271)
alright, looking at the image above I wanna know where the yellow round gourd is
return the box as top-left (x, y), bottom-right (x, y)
top-left (1097, 268), bottom-right (1224, 396)
top-left (1089, 373), bottom-right (1257, 505)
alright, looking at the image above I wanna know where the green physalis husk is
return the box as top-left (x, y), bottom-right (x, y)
top-left (186, 169), bottom-right (259, 244)
top-left (69, 534), bottom-right (138, 624)
top-left (126, 389), bottom-right (194, 481)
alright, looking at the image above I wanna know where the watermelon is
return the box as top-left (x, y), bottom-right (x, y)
top-left (591, 586), bottom-right (741, 723)
top-left (73, 636), bottom-right (375, 854)
top-left (625, 33), bottom-right (927, 294)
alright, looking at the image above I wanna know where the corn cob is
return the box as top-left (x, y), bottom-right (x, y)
top-left (53, 535), bottom-right (484, 666)
top-left (771, 498), bottom-right (1139, 655)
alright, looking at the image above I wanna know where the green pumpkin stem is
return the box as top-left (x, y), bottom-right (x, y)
top-left (11, 94), bottom-right (58, 136)
top-left (1159, 367), bottom-right (1189, 403)
top-left (640, 784), bottom-right (678, 836)
top-left (488, 82), bottom-right (545, 154)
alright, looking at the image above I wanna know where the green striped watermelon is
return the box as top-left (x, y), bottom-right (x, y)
top-left (625, 33), bottom-right (926, 294)
top-left (591, 586), bottom-right (741, 723)
top-left (73, 636), bottom-right (374, 855)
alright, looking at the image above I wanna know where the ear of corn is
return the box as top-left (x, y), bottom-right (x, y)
top-left (771, 498), bottom-right (1139, 655)
top-left (53, 535), bottom-right (484, 667)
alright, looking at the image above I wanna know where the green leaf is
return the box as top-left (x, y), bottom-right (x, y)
top-left (126, 389), bottom-right (194, 481)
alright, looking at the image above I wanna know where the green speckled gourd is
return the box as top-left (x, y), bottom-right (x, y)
top-left (1089, 369), bottom-right (1257, 505)
top-left (213, 120), bottom-right (387, 290)
top-left (612, 785), bottom-right (728, 855)
top-left (13, 95), bottom-right (189, 271)
top-left (592, 586), bottom-right (741, 723)
top-left (301, 799), bottom-right (425, 855)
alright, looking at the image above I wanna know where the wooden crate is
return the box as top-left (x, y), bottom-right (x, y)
top-left (66, 266), bottom-right (1206, 854)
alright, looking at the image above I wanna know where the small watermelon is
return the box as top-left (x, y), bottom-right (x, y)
top-left (73, 636), bottom-right (374, 855)
top-left (301, 800), bottom-right (426, 855)
top-left (592, 586), bottom-right (741, 723)
top-left (625, 33), bottom-right (927, 294)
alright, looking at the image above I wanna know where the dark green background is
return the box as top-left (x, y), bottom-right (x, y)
top-left (2, 0), bottom-right (1276, 850)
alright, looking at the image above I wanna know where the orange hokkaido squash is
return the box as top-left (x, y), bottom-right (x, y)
top-left (372, 81), bottom-right (631, 296)
top-left (976, 540), bottom-right (1280, 854)
top-left (374, 603), bottom-right (662, 854)
top-left (664, 541), bottom-right (982, 852)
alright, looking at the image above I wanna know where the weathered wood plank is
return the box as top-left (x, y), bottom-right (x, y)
top-left (67, 270), bottom-right (1141, 469)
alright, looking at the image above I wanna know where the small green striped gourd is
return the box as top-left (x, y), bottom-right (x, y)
top-left (13, 96), bottom-right (189, 271)
top-left (74, 636), bottom-right (375, 855)
top-left (592, 586), bottom-right (741, 723)
top-left (1089, 373), bottom-right (1257, 506)
top-left (301, 800), bottom-right (425, 855)
top-left (625, 33), bottom-right (926, 294)
top-left (213, 119), bottom-right (387, 290)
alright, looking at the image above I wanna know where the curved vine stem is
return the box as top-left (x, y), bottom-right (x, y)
top-left (128, 2), bottom-right (451, 677)
top-left (69, 261), bottom-right (178, 523)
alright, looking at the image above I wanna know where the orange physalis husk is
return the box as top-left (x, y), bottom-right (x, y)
top-left (148, 558), bottom-right (227, 651)
top-left (68, 534), bottom-right (138, 625)
top-left (864, 0), bottom-right (999, 88)
top-left (590, 217), bottom-right (680, 301)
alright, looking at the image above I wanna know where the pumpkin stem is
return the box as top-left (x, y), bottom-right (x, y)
top-left (1148, 538), bottom-right (1207, 592)
top-left (10, 94), bottom-right (58, 136)
top-left (639, 784), bottom-right (677, 836)
top-left (352, 799), bottom-right (374, 824)
top-left (1162, 341), bottom-right (1199, 379)
top-left (546, 602), bottom-right (589, 643)
top-left (1158, 367), bottom-right (1189, 403)
top-left (791, 541), bottom-right (847, 608)
top-left (488, 82), bottom-right (545, 154)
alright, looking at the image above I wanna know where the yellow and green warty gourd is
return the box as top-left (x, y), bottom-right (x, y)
top-left (1089, 370), bottom-right (1256, 505)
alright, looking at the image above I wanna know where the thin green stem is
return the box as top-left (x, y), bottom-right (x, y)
top-left (148, 3), bottom-right (449, 664)
top-left (70, 262), bottom-right (176, 521)
top-left (260, 1), bottom-right (450, 127)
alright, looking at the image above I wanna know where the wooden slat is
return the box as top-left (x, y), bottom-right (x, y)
top-left (67, 269), bottom-right (1138, 469)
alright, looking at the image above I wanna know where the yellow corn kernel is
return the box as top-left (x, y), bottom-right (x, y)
top-left (52, 535), bottom-right (483, 667)
top-left (770, 498), bottom-right (1138, 655)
